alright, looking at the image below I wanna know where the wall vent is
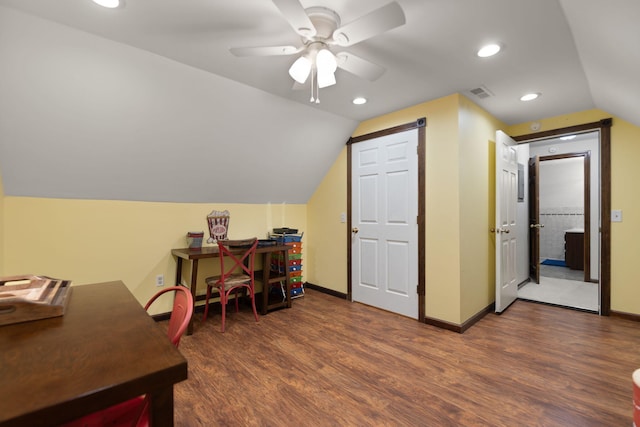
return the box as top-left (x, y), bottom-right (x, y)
top-left (469, 85), bottom-right (493, 99)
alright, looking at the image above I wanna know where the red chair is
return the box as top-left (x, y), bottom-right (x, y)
top-left (144, 286), bottom-right (193, 347)
top-left (62, 286), bottom-right (193, 427)
top-left (202, 238), bottom-right (259, 332)
top-left (634, 368), bottom-right (640, 427)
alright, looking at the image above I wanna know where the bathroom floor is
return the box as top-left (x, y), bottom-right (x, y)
top-left (518, 265), bottom-right (598, 312)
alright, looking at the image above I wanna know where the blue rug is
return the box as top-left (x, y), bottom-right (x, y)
top-left (541, 259), bottom-right (566, 267)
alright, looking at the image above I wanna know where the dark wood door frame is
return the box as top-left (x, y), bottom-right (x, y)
top-left (536, 152), bottom-right (592, 283)
top-left (528, 156), bottom-right (540, 283)
top-left (346, 118), bottom-right (426, 322)
top-left (514, 118), bottom-right (612, 315)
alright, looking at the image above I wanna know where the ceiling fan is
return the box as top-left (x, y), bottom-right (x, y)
top-left (230, 0), bottom-right (406, 102)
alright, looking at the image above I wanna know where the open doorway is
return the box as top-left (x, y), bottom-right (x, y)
top-left (515, 130), bottom-right (600, 312)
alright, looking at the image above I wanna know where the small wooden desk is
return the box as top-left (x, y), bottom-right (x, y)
top-left (172, 244), bottom-right (292, 335)
top-left (0, 281), bottom-right (187, 427)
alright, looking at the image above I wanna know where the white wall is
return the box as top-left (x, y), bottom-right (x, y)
top-left (539, 157), bottom-right (584, 261)
top-left (528, 133), bottom-right (600, 281)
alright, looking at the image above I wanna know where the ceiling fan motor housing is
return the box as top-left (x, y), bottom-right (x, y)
top-left (303, 7), bottom-right (341, 43)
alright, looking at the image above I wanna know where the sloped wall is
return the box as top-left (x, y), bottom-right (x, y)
top-left (3, 197), bottom-right (305, 313)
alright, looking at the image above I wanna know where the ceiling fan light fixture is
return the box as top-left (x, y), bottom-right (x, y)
top-left (317, 70), bottom-right (336, 88)
top-left (316, 49), bottom-right (337, 73)
top-left (315, 48), bottom-right (337, 88)
top-left (289, 56), bottom-right (312, 84)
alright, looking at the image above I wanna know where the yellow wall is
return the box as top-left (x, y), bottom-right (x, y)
top-left (309, 94), bottom-right (498, 324)
top-left (306, 148), bottom-right (348, 292)
top-left (507, 110), bottom-right (640, 315)
top-left (2, 197), bottom-right (306, 314)
top-left (458, 96), bottom-right (507, 321)
top-left (310, 99), bottom-right (640, 325)
top-left (357, 95), bottom-right (464, 323)
top-left (3, 106), bottom-right (639, 322)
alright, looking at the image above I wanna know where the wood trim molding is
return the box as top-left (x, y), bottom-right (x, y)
top-left (346, 117), bottom-right (427, 322)
top-left (347, 117), bottom-right (426, 145)
top-left (513, 118), bottom-right (612, 315)
top-left (423, 317), bottom-right (463, 333)
top-left (610, 310), bottom-right (640, 323)
top-left (424, 303), bottom-right (495, 334)
top-left (460, 303), bottom-right (495, 333)
top-left (304, 283), bottom-right (348, 299)
top-left (537, 151), bottom-right (591, 282)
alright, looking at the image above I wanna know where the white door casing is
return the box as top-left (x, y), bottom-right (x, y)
top-left (351, 129), bottom-right (419, 319)
top-left (495, 131), bottom-right (518, 312)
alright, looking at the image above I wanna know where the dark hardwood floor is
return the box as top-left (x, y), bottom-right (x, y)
top-left (168, 289), bottom-right (639, 426)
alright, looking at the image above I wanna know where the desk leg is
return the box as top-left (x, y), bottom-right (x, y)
top-left (175, 258), bottom-right (182, 287)
top-left (261, 253), bottom-right (269, 315)
top-left (148, 386), bottom-right (175, 427)
top-left (187, 259), bottom-right (199, 335)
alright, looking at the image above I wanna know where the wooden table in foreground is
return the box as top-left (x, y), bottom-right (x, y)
top-left (172, 244), bottom-right (292, 335)
top-left (0, 281), bottom-right (188, 427)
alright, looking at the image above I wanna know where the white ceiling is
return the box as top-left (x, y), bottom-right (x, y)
top-left (0, 0), bottom-right (638, 204)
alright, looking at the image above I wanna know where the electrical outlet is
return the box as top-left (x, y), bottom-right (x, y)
top-left (340, 212), bottom-right (346, 223)
top-left (156, 274), bottom-right (164, 287)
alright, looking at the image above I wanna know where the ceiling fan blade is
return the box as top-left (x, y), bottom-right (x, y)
top-left (336, 52), bottom-right (386, 81)
top-left (332, 2), bottom-right (406, 47)
top-left (229, 45), bottom-right (301, 57)
top-left (272, 0), bottom-right (317, 38)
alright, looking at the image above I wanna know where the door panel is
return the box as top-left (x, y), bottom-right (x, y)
top-left (495, 131), bottom-right (519, 313)
top-left (352, 129), bottom-right (418, 319)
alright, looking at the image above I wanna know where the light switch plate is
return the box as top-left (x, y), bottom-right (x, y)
top-left (611, 210), bottom-right (622, 222)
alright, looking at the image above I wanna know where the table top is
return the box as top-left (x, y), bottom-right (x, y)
top-left (0, 281), bottom-right (188, 427)
top-left (172, 244), bottom-right (291, 260)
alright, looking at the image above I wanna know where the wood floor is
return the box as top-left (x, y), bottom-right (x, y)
top-left (168, 289), bottom-right (639, 426)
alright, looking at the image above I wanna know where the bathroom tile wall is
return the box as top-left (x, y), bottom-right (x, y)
top-left (539, 206), bottom-right (584, 261)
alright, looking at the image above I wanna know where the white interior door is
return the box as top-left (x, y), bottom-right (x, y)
top-left (351, 129), bottom-right (418, 319)
top-left (495, 130), bottom-right (519, 312)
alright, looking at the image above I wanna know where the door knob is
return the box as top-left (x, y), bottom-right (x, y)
top-left (490, 228), bottom-right (510, 234)
top-left (352, 227), bottom-right (359, 233)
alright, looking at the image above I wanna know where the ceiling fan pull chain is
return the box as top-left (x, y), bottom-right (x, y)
top-left (310, 68), bottom-right (315, 102)
top-left (315, 69), bottom-right (320, 103)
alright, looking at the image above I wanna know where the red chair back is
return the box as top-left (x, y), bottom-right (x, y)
top-left (217, 238), bottom-right (259, 283)
top-left (145, 286), bottom-right (193, 347)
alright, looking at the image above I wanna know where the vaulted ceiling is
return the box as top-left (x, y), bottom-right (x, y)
top-left (0, 0), bottom-right (638, 203)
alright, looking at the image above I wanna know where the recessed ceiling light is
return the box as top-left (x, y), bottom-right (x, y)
top-left (91, 0), bottom-right (121, 8)
top-left (520, 93), bottom-right (540, 101)
top-left (352, 97), bottom-right (367, 105)
top-left (477, 44), bottom-right (501, 58)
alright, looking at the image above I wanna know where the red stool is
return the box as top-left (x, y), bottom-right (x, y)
top-left (633, 369), bottom-right (640, 426)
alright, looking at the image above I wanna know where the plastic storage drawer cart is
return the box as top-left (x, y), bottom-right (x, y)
top-left (270, 231), bottom-right (304, 298)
